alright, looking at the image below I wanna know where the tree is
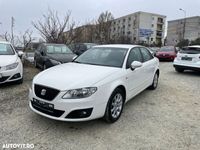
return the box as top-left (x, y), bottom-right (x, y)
top-left (190, 38), bottom-right (200, 45)
top-left (176, 39), bottom-right (189, 48)
top-left (32, 9), bottom-right (80, 44)
top-left (94, 11), bottom-right (114, 44)
top-left (17, 29), bottom-right (33, 51)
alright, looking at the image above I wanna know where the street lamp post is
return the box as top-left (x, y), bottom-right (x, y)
top-left (179, 8), bottom-right (186, 40)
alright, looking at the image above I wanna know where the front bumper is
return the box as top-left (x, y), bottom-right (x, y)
top-left (29, 88), bottom-right (108, 121)
top-left (156, 55), bottom-right (175, 61)
top-left (0, 64), bottom-right (23, 84)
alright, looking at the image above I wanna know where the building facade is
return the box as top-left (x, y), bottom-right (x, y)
top-left (110, 11), bottom-right (166, 45)
top-left (167, 16), bottom-right (200, 46)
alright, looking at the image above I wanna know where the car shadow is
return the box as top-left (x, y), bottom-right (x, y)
top-left (0, 82), bottom-right (20, 89)
top-left (170, 70), bottom-right (200, 77)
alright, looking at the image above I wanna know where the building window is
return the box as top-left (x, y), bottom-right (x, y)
top-left (151, 38), bottom-right (154, 41)
top-left (123, 18), bottom-right (126, 22)
top-left (152, 24), bottom-right (154, 28)
top-left (128, 17), bottom-right (131, 21)
top-left (152, 17), bottom-right (154, 20)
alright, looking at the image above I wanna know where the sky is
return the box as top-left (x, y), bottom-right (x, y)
top-left (0, 0), bottom-right (200, 37)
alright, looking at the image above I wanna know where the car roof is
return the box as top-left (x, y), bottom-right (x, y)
top-left (94, 44), bottom-right (142, 49)
top-left (0, 41), bottom-right (11, 44)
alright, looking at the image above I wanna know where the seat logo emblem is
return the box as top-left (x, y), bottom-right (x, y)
top-left (41, 89), bottom-right (46, 96)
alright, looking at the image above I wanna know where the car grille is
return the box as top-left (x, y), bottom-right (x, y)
top-left (0, 76), bottom-right (10, 83)
top-left (34, 84), bottom-right (60, 101)
top-left (31, 101), bottom-right (64, 117)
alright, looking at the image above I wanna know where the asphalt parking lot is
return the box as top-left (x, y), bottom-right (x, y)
top-left (0, 62), bottom-right (200, 150)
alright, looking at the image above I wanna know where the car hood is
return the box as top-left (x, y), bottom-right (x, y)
top-left (0, 55), bottom-right (18, 66)
top-left (33, 62), bottom-right (120, 91)
top-left (47, 53), bottom-right (77, 63)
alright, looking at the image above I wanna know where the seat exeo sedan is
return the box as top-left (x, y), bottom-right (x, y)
top-left (0, 41), bottom-right (23, 84)
top-left (173, 45), bottom-right (200, 72)
top-left (29, 45), bottom-right (159, 123)
top-left (155, 46), bottom-right (177, 61)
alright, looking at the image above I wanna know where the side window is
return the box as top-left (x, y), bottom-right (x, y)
top-left (126, 48), bottom-right (143, 69)
top-left (140, 47), bottom-right (153, 62)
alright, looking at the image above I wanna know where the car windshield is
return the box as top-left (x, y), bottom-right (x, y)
top-left (74, 47), bottom-right (128, 68)
top-left (46, 45), bottom-right (73, 54)
top-left (180, 47), bottom-right (200, 54)
top-left (0, 43), bottom-right (15, 55)
top-left (160, 46), bottom-right (174, 51)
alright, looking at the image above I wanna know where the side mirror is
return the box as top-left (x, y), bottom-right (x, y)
top-left (130, 61), bottom-right (142, 71)
top-left (18, 51), bottom-right (24, 58)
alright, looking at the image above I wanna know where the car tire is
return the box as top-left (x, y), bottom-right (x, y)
top-left (149, 72), bottom-right (159, 90)
top-left (175, 67), bottom-right (184, 73)
top-left (104, 88), bottom-right (125, 123)
top-left (34, 59), bottom-right (38, 68)
top-left (43, 63), bottom-right (47, 70)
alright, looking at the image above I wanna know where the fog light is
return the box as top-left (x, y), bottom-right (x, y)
top-left (10, 73), bottom-right (21, 79)
top-left (66, 108), bottom-right (93, 119)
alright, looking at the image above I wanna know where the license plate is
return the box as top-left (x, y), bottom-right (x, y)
top-left (33, 98), bottom-right (54, 109)
top-left (181, 57), bottom-right (192, 61)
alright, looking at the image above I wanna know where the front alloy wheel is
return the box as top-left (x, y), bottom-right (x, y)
top-left (104, 88), bottom-right (124, 123)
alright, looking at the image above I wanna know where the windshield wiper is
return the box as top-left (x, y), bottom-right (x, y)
top-left (73, 60), bottom-right (81, 63)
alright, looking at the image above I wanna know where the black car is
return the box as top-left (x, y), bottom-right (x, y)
top-left (69, 43), bottom-right (97, 55)
top-left (34, 43), bottom-right (77, 70)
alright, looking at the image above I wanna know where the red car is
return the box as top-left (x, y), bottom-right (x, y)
top-left (156, 46), bottom-right (177, 61)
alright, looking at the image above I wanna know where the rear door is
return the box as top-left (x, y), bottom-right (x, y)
top-left (140, 47), bottom-right (156, 86)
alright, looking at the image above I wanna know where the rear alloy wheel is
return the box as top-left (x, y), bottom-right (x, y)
top-left (149, 73), bottom-right (159, 90)
top-left (175, 67), bottom-right (184, 73)
top-left (104, 88), bottom-right (124, 123)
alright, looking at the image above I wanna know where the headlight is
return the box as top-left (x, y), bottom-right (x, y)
top-left (62, 87), bottom-right (97, 99)
top-left (5, 62), bottom-right (19, 70)
top-left (50, 59), bottom-right (61, 65)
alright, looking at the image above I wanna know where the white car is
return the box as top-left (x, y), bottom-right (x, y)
top-left (23, 52), bottom-right (34, 64)
top-left (173, 45), bottom-right (200, 72)
top-left (29, 45), bottom-right (159, 123)
top-left (0, 41), bottom-right (23, 84)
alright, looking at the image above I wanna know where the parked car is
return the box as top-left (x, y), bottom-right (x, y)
top-left (149, 47), bottom-right (160, 55)
top-left (34, 43), bottom-right (77, 70)
top-left (69, 43), bottom-right (97, 55)
top-left (0, 41), bottom-right (23, 84)
top-left (29, 44), bottom-right (159, 123)
top-left (155, 46), bottom-right (177, 61)
top-left (173, 45), bottom-right (200, 72)
top-left (23, 52), bottom-right (34, 64)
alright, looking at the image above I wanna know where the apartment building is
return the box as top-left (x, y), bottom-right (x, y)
top-left (167, 16), bottom-right (200, 46)
top-left (110, 11), bottom-right (166, 45)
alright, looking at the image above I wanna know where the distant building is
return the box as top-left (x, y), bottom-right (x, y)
top-left (110, 11), bottom-right (166, 45)
top-left (167, 16), bottom-right (200, 46)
